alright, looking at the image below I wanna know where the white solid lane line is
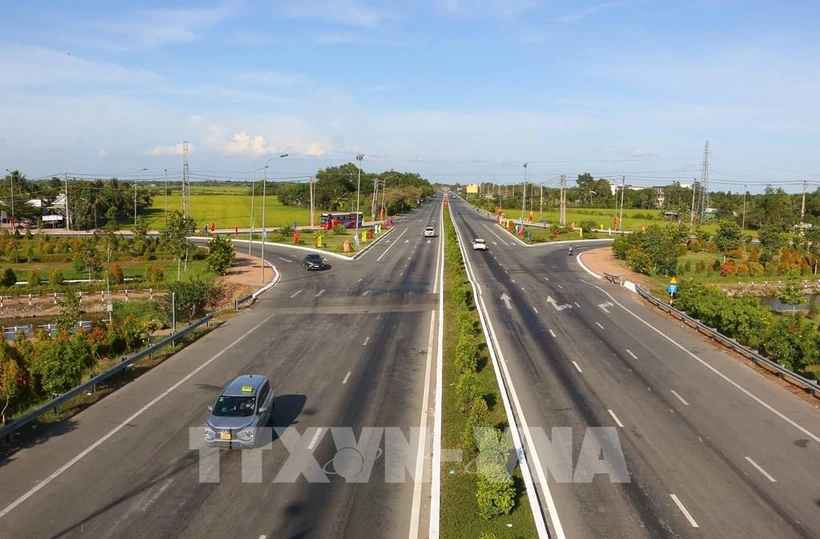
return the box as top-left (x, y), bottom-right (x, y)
top-left (670, 390), bottom-right (689, 406)
top-left (290, 289), bottom-right (303, 298)
top-left (0, 313), bottom-right (278, 520)
top-left (626, 349), bottom-right (637, 359)
top-left (670, 494), bottom-right (699, 528)
top-left (549, 329), bottom-right (557, 338)
top-left (594, 285), bottom-right (820, 444)
top-left (307, 428), bottom-right (324, 451)
top-left (745, 457), bottom-right (777, 482)
top-left (278, 257), bottom-right (292, 263)
top-left (608, 409), bottom-right (624, 428)
top-left (595, 322), bottom-right (604, 329)
top-left (572, 361), bottom-right (583, 373)
top-left (377, 227), bottom-right (409, 262)
top-left (342, 372), bottom-right (351, 385)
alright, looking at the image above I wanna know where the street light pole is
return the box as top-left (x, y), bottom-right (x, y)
top-left (134, 168), bottom-right (147, 225)
top-left (261, 154), bottom-right (288, 284)
top-left (381, 177), bottom-right (387, 219)
top-left (355, 154), bottom-right (364, 242)
top-left (251, 165), bottom-right (268, 255)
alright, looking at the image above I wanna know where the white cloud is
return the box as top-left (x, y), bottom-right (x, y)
top-left (0, 45), bottom-right (159, 87)
top-left (90, 4), bottom-right (237, 48)
top-left (431, 0), bottom-right (539, 19)
top-left (97, 149), bottom-right (107, 158)
top-left (235, 70), bottom-right (312, 87)
top-left (554, 2), bottom-right (626, 24)
top-left (628, 148), bottom-right (656, 158)
top-left (278, 0), bottom-right (401, 28)
top-left (150, 143), bottom-right (192, 156)
top-left (224, 132), bottom-right (271, 156)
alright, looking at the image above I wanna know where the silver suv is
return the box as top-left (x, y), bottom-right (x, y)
top-left (204, 374), bottom-right (275, 449)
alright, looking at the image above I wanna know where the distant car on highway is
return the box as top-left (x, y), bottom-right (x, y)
top-left (303, 253), bottom-right (327, 270)
top-left (424, 226), bottom-right (436, 237)
top-left (204, 374), bottom-right (274, 449)
top-left (472, 238), bottom-right (487, 251)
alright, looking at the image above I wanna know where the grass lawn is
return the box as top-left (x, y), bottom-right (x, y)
top-left (143, 192), bottom-right (313, 231)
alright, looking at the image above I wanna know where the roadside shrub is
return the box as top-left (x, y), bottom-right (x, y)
top-left (456, 372), bottom-right (484, 411)
top-left (332, 224), bottom-right (346, 235)
top-left (457, 309), bottom-right (477, 337)
top-left (579, 219), bottom-right (597, 233)
top-left (626, 249), bottom-right (652, 275)
top-left (688, 239), bottom-right (702, 252)
top-left (748, 261), bottom-right (764, 277)
top-left (0, 268), bottom-right (17, 287)
top-left (111, 263), bottom-right (125, 284)
top-left (49, 269), bottom-right (64, 287)
top-left (695, 260), bottom-right (706, 273)
top-left (706, 241), bottom-right (717, 253)
top-left (26, 270), bottom-right (40, 288)
top-left (676, 244), bottom-right (688, 256)
top-left (720, 259), bottom-right (737, 276)
top-left (455, 335), bottom-right (480, 374)
top-left (461, 397), bottom-right (490, 453)
top-left (476, 462), bottom-right (516, 519)
top-left (143, 265), bottom-right (164, 284)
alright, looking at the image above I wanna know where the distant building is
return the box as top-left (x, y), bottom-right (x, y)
top-left (652, 186), bottom-right (665, 208)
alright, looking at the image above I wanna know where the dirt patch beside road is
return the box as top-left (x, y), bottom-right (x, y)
top-left (578, 247), bottom-right (658, 291)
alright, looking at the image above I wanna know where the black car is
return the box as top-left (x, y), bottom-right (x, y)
top-left (303, 253), bottom-right (327, 270)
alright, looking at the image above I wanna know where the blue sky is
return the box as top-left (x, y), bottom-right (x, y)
top-left (1, 0), bottom-right (819, 193)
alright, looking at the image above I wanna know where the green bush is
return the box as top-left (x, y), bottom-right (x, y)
top-left (49, 269), bottom-right (64, 287)
top-left (476, 462), bottom-right (516, 519)
top-left (455, 334), bottom-right (479, 374)
top-left (626, 249), bottom-right (652, 275)
top-left (26, 270), bottom-right (41, 288)
top-left (456, 372), bottom-right (484, 411)
top-left (0, 268), bottom-right (16, 287)
top-left (461, 397), bottom-right (490, 453)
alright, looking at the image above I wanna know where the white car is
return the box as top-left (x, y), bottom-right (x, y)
top-left (424, 226), bottom-right (436, 237)
top-left (472, 238), bottom-right (488, 251)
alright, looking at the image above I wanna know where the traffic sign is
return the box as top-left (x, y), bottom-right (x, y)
top-left (668, 284), bottom-right (679, 295)
top-left (669, 276), bottom-right (678, 284)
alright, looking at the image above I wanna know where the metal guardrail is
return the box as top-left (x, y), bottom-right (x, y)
top-left (2, 320), bottom-right (93, 341)
top-left (0, 313), bottom-right (214, 442)
top-left (603, 272), bottom-right (624, 285)
top-left (235, 294), bottom-right (254, 310)
top-left (634, 284), bottom-right (820, 399)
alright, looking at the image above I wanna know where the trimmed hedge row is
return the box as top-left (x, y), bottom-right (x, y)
top-left (443, 207), bottom-right (517, 520)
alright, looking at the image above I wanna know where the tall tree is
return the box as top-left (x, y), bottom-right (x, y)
top-left (160, 210), bottom-right (197, 280)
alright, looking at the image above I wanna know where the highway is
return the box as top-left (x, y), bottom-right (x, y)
top-left (448, 194), bottom-right (820, 539)
top-left (0, 196), bottom-right (445, 538)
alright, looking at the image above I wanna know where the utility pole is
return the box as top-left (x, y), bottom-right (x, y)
top-left (521, 163), bottom-right (528, 225)
top-left (559, 175), bottom-right (567, 226)
top-left (63, 173), bottom-right (69, 230)
top-left (381, 177), bottom-right (387, 219)
top-left (164, 169), bottom-right (169, 226)
top-left (309, 177), bottom-right (316, 227)
top-left (801, 179), bottom-right (809, 235)
top-left (355, 154), bottom-right (364, 243)
top-left (741, 184), bottom-right (747, 232)
top-left (181, 141), bottom-right (190, 217)
top-left (700, 141), bottom-right (710, 217)
top-left (690, 179), bottom-right (698, 227)
top-left (539, 185), bottom-right (543, 222)
top-left (618, 176), bottom-right (625, 231)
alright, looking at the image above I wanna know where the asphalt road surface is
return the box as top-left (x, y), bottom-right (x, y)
top-left (449, 194), bottom-right (820, 539)
top-left (0, 196), bottom-right (445, 539)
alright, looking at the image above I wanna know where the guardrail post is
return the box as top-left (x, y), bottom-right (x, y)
top-left (235, 298), bottom-right (239, 310)
top-left (149, 288), bottom-right (153, 300)
top-left (28, 293), bottom-right (32, 306)
top-left (125, 289), bottom-right (129, 301)
top-left (53, 292), bottom-right (58, 305)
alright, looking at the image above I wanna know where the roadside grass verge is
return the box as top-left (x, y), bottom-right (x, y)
top-left (233, 226), bottom-right (391, 256)
top-left (440, 206), bottom-right (538, 538)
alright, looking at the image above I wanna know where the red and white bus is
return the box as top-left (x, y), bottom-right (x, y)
top-left (319, 212), bottom-right (363, 229)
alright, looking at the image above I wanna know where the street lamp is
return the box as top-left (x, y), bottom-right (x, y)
top-left (355, 154), bottom-right (364, 242)
top-left (251, 165), bottom-right (268, 255)
top-left (3, 169), bottom-right (12, 229)
top-left (381, 177), bottom-right (388, 219)
top-left (261, 154), bottom-right (289, 283)
top-left (134, 168), bottom-right (147, 225)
